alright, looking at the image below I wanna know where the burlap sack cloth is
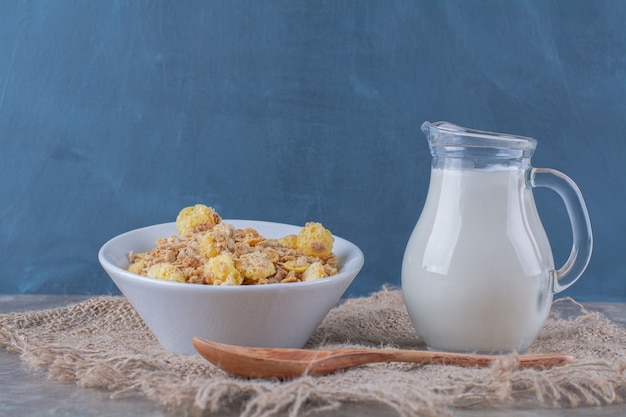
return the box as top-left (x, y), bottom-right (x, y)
top-left (1, 287), bottom-right (625, 417)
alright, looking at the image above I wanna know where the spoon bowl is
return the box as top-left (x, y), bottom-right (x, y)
top-left (193, 337), bottom-right (575, 380)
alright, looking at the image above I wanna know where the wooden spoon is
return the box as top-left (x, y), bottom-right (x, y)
top-left (192, 337), bottom-right (574, 380)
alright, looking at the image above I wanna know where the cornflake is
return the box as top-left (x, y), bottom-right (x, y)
top-left (127, 205), bottom-right (339, 285)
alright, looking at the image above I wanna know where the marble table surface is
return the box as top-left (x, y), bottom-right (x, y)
top-left (1, 294), bottom-right (625, 417)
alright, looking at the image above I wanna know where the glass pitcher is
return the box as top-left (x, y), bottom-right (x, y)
top-left (401, 121), bottom-right (593, 353)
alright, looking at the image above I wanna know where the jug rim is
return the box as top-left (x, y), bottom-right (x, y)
top-left (422, 121), bottom-right (537, 152)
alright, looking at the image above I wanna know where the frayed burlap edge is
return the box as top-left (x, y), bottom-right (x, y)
top-left (1, 287), bottom-right (626, 417)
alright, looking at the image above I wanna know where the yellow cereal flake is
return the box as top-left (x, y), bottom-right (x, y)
top-left (302, 262), bottom-right (326, 281)
top-left (296, 222), bottom-right (334, 257)
top-left (282, 257), bottom-right (309, 273)
top-left (204, 254), bottom-right (243, 285)
top-left (235, 251), bottom-right (276, 281)
top-left (175, 204), bottom-right (222, 236)
top-left (237, 228), bottom-right (265, 246)
top-left (278, 234), bottom-right (298, 249)
top-left (127, 260), bottom-right (146, 275)
top-left (262, 248), bottom-right (280, 263)
top-left (146, 263), bottom-right (185, 282)
top-left (197, 233), bottom-right (221, 259)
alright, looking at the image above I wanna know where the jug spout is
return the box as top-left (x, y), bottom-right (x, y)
top-left (421, 121), bottom-right (466, 135)
top-left (421, 121), bottom-right (467, 144)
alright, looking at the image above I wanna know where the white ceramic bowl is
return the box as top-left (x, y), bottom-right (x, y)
top-left (98, 220), bottom-right (364, 355)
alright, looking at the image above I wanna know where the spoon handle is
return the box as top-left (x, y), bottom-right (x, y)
top-left (376, 349), bottom-right (575, 370)
top-left (309, 349), bottom-right (574, 376)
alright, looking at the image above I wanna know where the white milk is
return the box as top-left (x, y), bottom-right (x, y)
top-left (402, 167), bottom-right (555, 353)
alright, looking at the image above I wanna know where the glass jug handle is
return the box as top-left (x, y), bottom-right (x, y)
top-left (527, 168), bottom-right (593, 293)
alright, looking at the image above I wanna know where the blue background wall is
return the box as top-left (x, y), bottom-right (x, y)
top-left (1, 0), bottom-right (624, 300)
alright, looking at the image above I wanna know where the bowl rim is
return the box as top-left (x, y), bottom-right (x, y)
top-left (98, 219), bottom-right (365, 292)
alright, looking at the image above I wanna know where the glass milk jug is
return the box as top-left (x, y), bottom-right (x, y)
top-left (401, 121), bottom-right (593, 353)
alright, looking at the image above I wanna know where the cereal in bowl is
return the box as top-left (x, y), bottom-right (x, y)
top-left (127, 205), bottom-right (338, 285)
